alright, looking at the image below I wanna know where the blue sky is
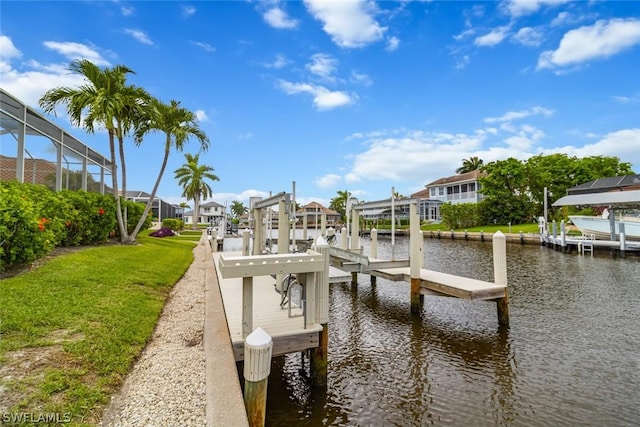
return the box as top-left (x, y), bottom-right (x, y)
top-left (1, 0), bottom-right (639, 209)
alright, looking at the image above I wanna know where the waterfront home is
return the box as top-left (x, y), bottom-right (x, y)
top-left (411, 170), bottom-right (487, 222)
top-left (183, 200), bottom-right (225, 227)
top-left (296, 201), bottom-right (341, 227)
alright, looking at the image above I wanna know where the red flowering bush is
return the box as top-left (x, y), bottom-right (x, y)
top-left (0, 181), bottom-right (116, 271)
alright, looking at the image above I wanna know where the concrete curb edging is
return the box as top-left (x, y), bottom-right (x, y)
top-left (203, 238), bottom-right (249, 427)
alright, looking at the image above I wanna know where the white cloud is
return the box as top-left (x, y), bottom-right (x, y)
top-left (264, 53), bottom-right (290, 69)
top-left (315, 173), bottom-right (342, 188)
top-left (182, 5), bottom-right (196, 18)
top-left (551, 11), bottom-right (570, 27)
top-left (385, 36), bottom-right (400, 52)
top-left (344, 130), bottom-right (487, 184)
top-left (350, 70), bottom-right (372, 86)
top-left (192, 41), bottom-right (215, 52)
top-left (43, 41), bottom-right (110, 66)
top-left (306, 53), bottom-right (338, 81)
top-left (121, 6), bottom-right (134, 16)
top-left (195, 110), bottom-right (209, 122)
top-left (484, 106), bottom-right (554, 123)
top-left (124, 29), bottom-right (154, 46)
top-left (547, 129), bottom-right (640, 167)
top-left (303, 0), bottom-right (386, 48)
top-left (474, 25), bottom-right (511, 47)
top-left (502, 0), bottom-right (570, 18)
top-left (0, 35), bottom-right (21, 59)
top-left (512, 26), bottom-right (544, 47)
top-left (453, 28), bottom-right (476, 41)
top-left (611, 95), bottom-right (640, 103)
top-left (277, 80), bottom-right (355, 110)
top-left (263, 6), bottom-right (299, 29)
top-left (455, 54), bottom-right (470, 70)
top-left (537, 18), bottom-right (640, 71)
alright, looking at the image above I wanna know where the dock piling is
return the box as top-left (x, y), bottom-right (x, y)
top-left (244, 327), bottom-right (273, 427)
top-left (410, 203), bottom-right (423, 314)
top-left (311, 237), bottom-right (329, 385)
top-left (492, 231), bottom-right (509, 326)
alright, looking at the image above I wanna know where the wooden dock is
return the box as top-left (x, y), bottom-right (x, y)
top-left (368, 266), bottom-right (507, 301)
top-left (213, 251), bottom-right (350, 361)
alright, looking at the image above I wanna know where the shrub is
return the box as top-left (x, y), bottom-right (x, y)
top-left (0, 181), bottom-right (118, 271)
top-left (116, 200), bottom-right (153, 236)
top-left (161, 218), bottom-right (183, 231)
top-left (149, 227), bottom-right (175, 238)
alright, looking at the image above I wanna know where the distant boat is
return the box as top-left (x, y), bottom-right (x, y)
top-left (569, 214), bottom-right (640, 241)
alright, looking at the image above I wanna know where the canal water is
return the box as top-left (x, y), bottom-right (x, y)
top-left (229, 234), bottom-right (640, 426)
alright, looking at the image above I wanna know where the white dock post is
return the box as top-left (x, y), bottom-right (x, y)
top-left (244, 327), bottom-right (273, 427)
top-left (311, 236), bottom-right (329, 385)
top-left (493, 231), bottom-right (509, 326)
top-left (277, 200), bottom-right (289, 292)
top-left (620, 222), bottom-right (626, 258)
top-left (320, 214), bottom-right (326, 236)
top-left (409, 203), bottom-right (423, 314)
top-left (370, 228), bottom-right (378, 259)
top-left (252, 208), bottom-right (263, 255)
top-left (350, 209), bottom-right (360, 250)
top-left (370, 228), bottom-right (378, 285)
top-left (242, 229), bottom-right (251, 256)
top-left (560, 220), bottom-right (567, 252)
top-left (210, 228), bottom-right (218, 252)
top-left (341, 227), bottom-right (348, 249)
top-left (302, 214), bottom-right (308, 240)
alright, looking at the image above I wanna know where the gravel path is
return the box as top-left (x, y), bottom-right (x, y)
top-left (100, 240), bottom-right (208, 427)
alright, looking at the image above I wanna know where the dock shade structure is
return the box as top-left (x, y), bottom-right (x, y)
top-left (553, 190), bottom-right (640, 242)
top-left (553, 190), bottom-right (640, 209)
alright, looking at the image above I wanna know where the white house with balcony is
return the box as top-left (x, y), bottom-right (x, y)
top-left (411, 170), bottom-right (487, 222)
top-left (183, 200), bottom-right (226, 226)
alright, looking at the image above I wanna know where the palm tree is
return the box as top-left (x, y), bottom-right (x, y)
top-left (174, 153), bottom-right (220, 230)
top-left (456, 156), bottom-right (484, 174)
top-left (39, 59), bottom-right (151, 243)
top-left (230, 200), bottom-right (248, 219)
top-left (129, 98), bottom-right (209, 239)
top-left (329, 190), bottom-right (350, 222)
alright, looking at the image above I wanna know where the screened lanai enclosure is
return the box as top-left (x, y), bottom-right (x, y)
top-left (0, 88), bottom-right (112, 193)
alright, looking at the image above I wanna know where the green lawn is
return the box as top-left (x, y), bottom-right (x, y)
top-left (0, 231), bottom-right (198, 425)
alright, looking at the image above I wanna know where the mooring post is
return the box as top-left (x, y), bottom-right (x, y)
top-left (493, 231), bottom-right (509, 326)
top-left (210, 228), bottom-right (218, 252)
top-left (321, 214), bottom-right (326, 236)
top-left (560, 221), bottom-right (567, 253)
top-left (244, 327), bottom-right (273, 427)
top-left (351, 209), bottom-right (360, 250)
top-left (242, 229), bottom-right (250, 256)
top-left (276, 200), bottom-right (289, 292)
top-left (410, 203), bottom-right (423, 314)
top-left (341, 227), bottom-right (348, 249)
top-left (620, 222), bottom-right (626, 258)
top-left (311, 236), bottom-right (329, 385)
top-left (370, 228), bottom-right (378, 285)
top-left (252, 208), bottom-right (263, 255)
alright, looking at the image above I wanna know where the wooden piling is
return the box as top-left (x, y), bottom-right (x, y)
top-left (409, 203), bottom-right (423, 314)
top-left (244, 327), bottom-right (273, 427)
top-left (370, 228), bottom-right (378, 285)
top-left (311, 237), bottom-right (329, 385)
top-left (492, 231), bottom-right (509, 326)
top-left (242, 229), bottom-right (250, 256)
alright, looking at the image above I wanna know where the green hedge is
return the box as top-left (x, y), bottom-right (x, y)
top-left (161, 218), bottom-right (184, 231)
top-left (0, 181), bottom-right (117, 272)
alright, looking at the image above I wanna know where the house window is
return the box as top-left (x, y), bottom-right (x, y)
top-left (438, 187), bottom-right (444, 196)
top-left (461, 183), bottom-right (468, 192)
top-left (430, 188), bottom-right (436, 197)
top-left (469, 182), bottom-right (476, 191)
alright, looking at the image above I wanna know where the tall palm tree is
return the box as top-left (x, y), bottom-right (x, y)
top-left (174, 153), bottom-right (220, 230)
top-left (129, 98), bottom-right (209, 239)
top-left (456, 156), bottom-right (484, 174)
top-left (230, 200), bottom-right (248, 219)
top-left (39, 59), bottom-right (151, 243)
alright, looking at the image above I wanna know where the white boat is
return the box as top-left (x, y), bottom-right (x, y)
top-left (569, 213), bottom-right (640, 241)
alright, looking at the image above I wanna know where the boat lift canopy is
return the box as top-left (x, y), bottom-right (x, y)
top-left (553, 190), bottom-right (640, 209)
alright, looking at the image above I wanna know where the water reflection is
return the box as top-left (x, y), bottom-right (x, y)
top-left (223, 235), bottom-right (640, 426)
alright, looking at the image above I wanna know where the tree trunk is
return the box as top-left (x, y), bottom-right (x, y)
top-left (193, 195), bottom-right (200, 230)
top-left (108, 129), bottom-right (128, 242)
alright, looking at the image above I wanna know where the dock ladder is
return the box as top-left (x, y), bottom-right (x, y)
top-left (578, 234), bottom-right (595, 256)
